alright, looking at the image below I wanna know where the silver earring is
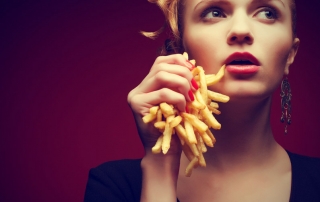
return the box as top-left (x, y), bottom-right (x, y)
top-left (280, 77), bottom-right (292, 134)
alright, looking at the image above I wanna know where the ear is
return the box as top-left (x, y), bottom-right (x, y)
top-left (284, 38), bottom-right (300, 75)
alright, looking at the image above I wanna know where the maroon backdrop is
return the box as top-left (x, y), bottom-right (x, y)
top-left (1, 0), bottom-right (320, 201)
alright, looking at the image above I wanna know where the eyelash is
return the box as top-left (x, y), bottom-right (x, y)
top-left (200, 6), bottom-right (279, 22)
top-left (255, 7), bottom-right (278, 20)
top-left (200, 7), bottom-right (226, 20)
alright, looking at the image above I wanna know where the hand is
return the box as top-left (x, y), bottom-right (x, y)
top-left (127, 54), bottom-right (196, 153)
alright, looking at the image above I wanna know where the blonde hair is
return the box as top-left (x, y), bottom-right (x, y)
top-left (142, 0), bottom-right (297, 55)
top-left (141, 0), bottom-right (181, 55)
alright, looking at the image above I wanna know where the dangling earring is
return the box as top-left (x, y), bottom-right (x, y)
top-left (280, 77), bottom-right (292, 134)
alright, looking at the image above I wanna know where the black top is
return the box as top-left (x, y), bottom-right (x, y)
top-left (84, 151), bottom-right (320, 202)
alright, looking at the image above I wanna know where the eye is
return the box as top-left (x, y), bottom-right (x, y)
top-left (201, 7), bottom-right (226, 20)
top-left (255, 7), bottom-right (278, 21)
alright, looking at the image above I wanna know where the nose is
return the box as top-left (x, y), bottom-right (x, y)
top-left (227, 13), bottom-right (254, 45)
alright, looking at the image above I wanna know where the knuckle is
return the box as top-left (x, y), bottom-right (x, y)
top-left (127, 90), bottom-right (135, 104)
top-left (130, 93), bottom-right (145, 108)
top-left (127, 86), bottom-right (140, 104)
top-left (176, 94), bottom-right (186, 103)
top-left (159, 88), bottom-right (171, 99)
top-left (154, 71), bottom-right (167, 82)
top-left (181, 77), bottom-right (190, 87)
top-left (129, 94), bottom-right (139, 107)
top-left (154, 56), bottom-right (165, 64)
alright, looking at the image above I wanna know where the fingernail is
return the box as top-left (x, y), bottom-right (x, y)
top-left (188, 90), bottom-right (194, 101)
top-left (191, 79), bottom-right (199, 90)
top-left (185, 106), bottom-right (189, 113)
top-left (186, 60), bottom-right (195, 69)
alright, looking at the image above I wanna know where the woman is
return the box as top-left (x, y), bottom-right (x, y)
top-left (85, 0), bottom-right (320, 201)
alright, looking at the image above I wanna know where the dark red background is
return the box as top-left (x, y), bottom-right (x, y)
top-left (1, 0), bottom-right (320, 201)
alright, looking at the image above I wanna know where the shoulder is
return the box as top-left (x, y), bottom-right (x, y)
top-left (84, 159), bottom-right (142, 202)
top-left (287, 151), bottom-right (320, 202)
top-left (92, 159), bottom-right (142, 182)
top-left (94, 159), bottom-right (142, 175)
top-left (288, 151), bottom-right (320, 177)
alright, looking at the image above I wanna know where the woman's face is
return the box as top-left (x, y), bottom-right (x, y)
top-left (182, 0), bottom-right (299, 101)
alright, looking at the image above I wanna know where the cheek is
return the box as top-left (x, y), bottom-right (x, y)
top-left (256, 23), bottom-right (293, 68)
top-left (183, 26), bottom-right (225, 73)
top-left (267, 38), bottom-right (291, 67)
top-left (257, 29), bottom-right (293, 92)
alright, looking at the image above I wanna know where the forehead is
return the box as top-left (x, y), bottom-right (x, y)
top-left (182, 0), bottom-right (291, 8)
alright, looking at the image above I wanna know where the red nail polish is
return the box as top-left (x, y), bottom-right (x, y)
top-left (191, 79), bottom-right (199, 90)
top-left (186, 60), bottom-right (195, 69)
top-left (185, 106), bottom-right (189, 113)
top-left (188, 90), bottom-right (194, 101)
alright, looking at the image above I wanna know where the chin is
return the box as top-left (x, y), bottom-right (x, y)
top-left (209, 80), bottom-right (273, 102)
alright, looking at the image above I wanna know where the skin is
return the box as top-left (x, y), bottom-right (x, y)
top-left (127, 0), bottom-right (300, 201)
top-left (182, 0), bottom-right (299, 101)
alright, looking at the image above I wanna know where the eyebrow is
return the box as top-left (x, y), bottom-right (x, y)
top-left (251, 0), bottom-right (285, 7)
top-left (194, 0), bottom-right (285, 11)
top-left (194, 0), bottom-right (231, 11)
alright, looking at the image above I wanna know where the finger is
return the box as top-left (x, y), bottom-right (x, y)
top-left (147, 63), bottom-right (194, 84)
top-left (152, 54), bottom-right (194, 71)
top-left (130, 88), bottom-right (187, 115)
top-left (128, 64), bottom-right (194, 104)
top-left (128, 55), bottom-right (197, 103)
top-left (140, 71), bottom-right (193, 102)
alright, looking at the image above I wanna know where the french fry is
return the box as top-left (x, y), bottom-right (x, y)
top-left (186, 142), bottom-right (200, 157)
top-left (181, 112), bottom-right (208, 134)
top-left (209, 102), bottom-right (219, 109)
top-left (206, 129), bottom-right (216, 145)
top-left (162, 121), bottom-right (173, 154)
top-left (166, 115), bottom-right (175, 123)
top-left (196, 134), bottom-right (206, 167)
top-left (206, 64), bottom-right (226, 86)
top-left (205, 74), bottom-right (216, 85)
top-left (175, 124), bottom-right (187, 140)
top-left (154, 121), bottom-right (166, 130)
top-left (170, 115), bottom-right (182, 128)
top-left (200, 107), bottom-right (221, 130)
top-left (185, 157), bottom-right (199, 177)
top-left (188, 99), bottom-right (206, 110)
top-left (143, 106), bottom-right (160, 123)
top-left (160, 102), bottom-right (174, 118)
top-left (198, 66), bottom-right (208, 103)
top-left (184, 120), bottom-right (197, 144)
top-left (207, 90), bottom-right (230, 103)
top-left (194, 75), bottom-right (200, 81)
top-left (143, 52), bottom-right (229, 176)
top-left (183, 52), bottom-right (189, 60)
top-left (197, 148), bottom-right (206, 167)
top-left (156, 108), bottom-right (162, 122)
top-left (199, 131), bottom-right (213, 147)
top-left (182, 143), bottom-right (195, 161)
top-left (152, 136), bottom-right (163, 154)
top-left (189, 59), bottom-right (196, 66)
top-left (149, 106), bottom-right (159, 115)
top-left (142, 113), bottom-right (156, 123)
top-left (191, 67), bottom-right (200, 77)
top-left (209, 107), bottom-right (221, 115)
top-left (197, 132), bottom-right (207, 153)
top-left (195, 90), bottom-right (206, 106)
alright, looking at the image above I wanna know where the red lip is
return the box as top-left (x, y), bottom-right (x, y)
top-left (225, 52), bottom-right (260, 74)
top-left (225, 52), bottom-right (260, 65)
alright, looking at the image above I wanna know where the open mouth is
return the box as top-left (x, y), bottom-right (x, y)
top-left (228, 59), bottom-right (254, 65)
top-left (225, 52), bottom-right (260, 74)
top-left (225, 52), bottom-right (260, 66)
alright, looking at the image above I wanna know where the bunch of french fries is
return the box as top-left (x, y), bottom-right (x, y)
top-left (142, 52), bottom-right (230, 176)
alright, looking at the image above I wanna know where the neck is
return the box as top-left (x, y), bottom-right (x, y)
top-left (204, 97), bottom-right (280, 170)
